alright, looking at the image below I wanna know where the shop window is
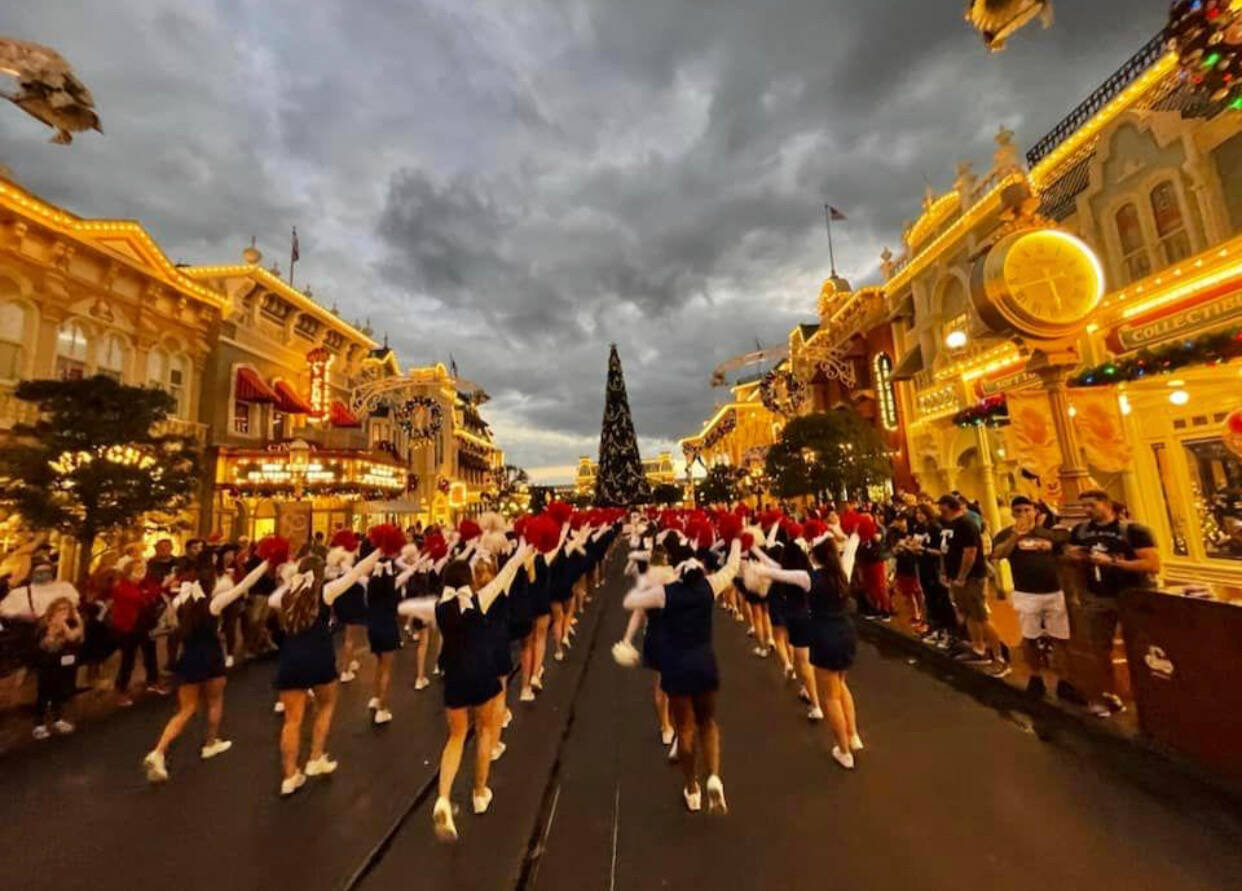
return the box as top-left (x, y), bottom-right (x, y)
top-left (1150, 443), bottom-right (1190, 556)
top-left (1149, 181), bottom-right (1192, 266)
top-left (0, 302), bottom-right (27, 381)
top-left (1183, 438), bottom-right (1242, 561)
top-left (98, 333), bottom-right (128, 382)
top-left (1212, 132), bottom-right (1242, 234)
top-left (233, 400), bottom-right (252, 435)
top-left (56, 321), bottom-right (89, 380)
top-left (1115, 203), bottom-right (1151, 284)
top-left (873, 352), bottom-right (898, 431)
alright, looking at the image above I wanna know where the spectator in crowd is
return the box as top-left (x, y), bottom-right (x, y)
top-left (216, 544), bottom-right (244, 668)
top-left (109, 557), bottom-right (166, 705)
top-left (910, 502), bottom-right (956, 647)
top-left (887, 513), bottom-right (925, 631)
top-left (992, 496), bottom-right (1069, 699)
top-left (1067, 490), bottom-right (1160, 718)
top-left (147, 538), bottom-right (177, 584)
top-left (856, 514), bottom-right (892, 620)
top-left (937, 495), bottom-right (1009, 677)
top-left (298, 532), bottom-right (328, 560)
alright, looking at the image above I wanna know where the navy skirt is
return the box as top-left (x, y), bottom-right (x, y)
top-left (809, 615), bottom-right (857, 672)
top-left (333, 584), bottom-right (367, 625)
top-left (659, 644), bottom-right (719, 696)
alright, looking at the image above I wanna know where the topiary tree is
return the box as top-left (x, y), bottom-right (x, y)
top-left (0, 375), bottom-right (201, 585)
top-left (764, 409), bottom-right (891, 504)
top-left (695, 464), bottom-right (743, 507)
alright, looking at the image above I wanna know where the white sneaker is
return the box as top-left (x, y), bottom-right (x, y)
top-left (225, 655), bottom-right (235, 669)
top-left (339, 670), bottom-right (356, 683)
top-left (472, 786), bottom-right (494, 814)
top-left (520, 687), bottom-right (536, 702)
top-left (850, 733), bottom-right (864, 752)
top-left (807, 706), bottom-right (824, 721)
top-left (491, 741), bottom-right (506, 762)
top-left (143, 750), bottom-right (168, 782)
top-left (683, 784), bottom-right (702, 812)
top-left (274, 700), bottom-right (285, 714)
top-left (348, 659), bottom-right (360, 673)
top-left (746, 628), bottom-right (756, 637)
top-left (367, 697), bottom-right (380, 710)
top-left (32, 724), bottom-right (51, 741)
top-left (502, 709), bottom-right (513, 729)
top-left (373, 708), bottom-right (393, 725)
top-left (831, 746), bottom-right (855, 770)
top-left (51, 719), bottom-right (75, 735)
top-left (611, 640), bottom-right (640, 667)
top-left (433, 796), bottom-right (458, 842)
top-left (414, 677), bottom-right (430, 691)
top-left (660, 726), bottom-right (675, 746)
top-left (280, 772), bottom-right (307, 797)
top-left (706, 775), bottom-right (727, 814)
top-left (200, 738), bottom-right (232, 759)
top-left (553, 650), bottom-right (565, 662)
top-left (667, 737), bottom-right (679, 761)
top-left (432, 665), bottom-right (443, 676)
top-left (305, 754), bottom-right (338, 776)
top-left (751, 646), bottom-right (768, 658)
top-left (531, 673), bottom-right (543, 691)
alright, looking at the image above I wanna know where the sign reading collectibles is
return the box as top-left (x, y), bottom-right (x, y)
top-left (1114, 288), bottom-right (1242, 351)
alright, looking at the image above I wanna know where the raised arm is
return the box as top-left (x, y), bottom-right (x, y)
top-left (623, 583), bottom-right (666, 611)
top-left (750, 563), bottom-right (811, 591)
top-left (209, 560), bottom-right (269, 616)
top-left (750, 545), bottom-right (780, 568)
top-left (324, 548), bottom-right (383, 602)
top-left (478, 543), bottom-right (532, 614)
top-left (706, 539), bottom-right (742, 598)
top-left (397, 595), bottom-right (437, 626)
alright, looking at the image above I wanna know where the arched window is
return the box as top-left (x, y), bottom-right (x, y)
top-left (0, 302), bottom-right (28, 381)
top-left (99, 333), bottom-right (128, 381)
top-left (146, 347), bottom-right (189, 416)
top-left (873, 352), bottom-right (898, 431)
top-left (1150, 180), bottom-right (1191, 265)
top-left (56, 321), bottom-right (89, 380)
top-left (1115, 202), bottom-right (1151, 284)
top-left (146, 348), bottom-right (167, 388)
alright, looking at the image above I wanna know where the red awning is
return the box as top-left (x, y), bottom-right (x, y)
top-left (329, 400), bottom-right (362, 428)
top-left (272, 379), bottom-right (314, 415)
top-left (235, 366), bottom-right (278, 403)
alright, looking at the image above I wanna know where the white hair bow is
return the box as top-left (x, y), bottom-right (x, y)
top-left (374, 560), bottom-right (395, 577)
top-left (439, 585), bottom-right (474, 613)
top-left (173, 581), bottom-right (205, 608)
top-left (288, 570), bottom-right (316, 594)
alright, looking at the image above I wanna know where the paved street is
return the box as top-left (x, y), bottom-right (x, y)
top-left (4, 552), bottom-right (1241, 891)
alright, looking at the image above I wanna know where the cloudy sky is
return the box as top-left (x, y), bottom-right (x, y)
top-left (2, 1), bottom-right (1166, 482)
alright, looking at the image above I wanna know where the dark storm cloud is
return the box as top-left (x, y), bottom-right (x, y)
top-left (1, 1), bottom-right (1168, 478)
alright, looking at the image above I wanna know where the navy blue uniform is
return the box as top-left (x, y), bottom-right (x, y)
top-left (365, 561), bottom-right (401, 654)
top-left (808, 568), bottom-right (857, 671)
top-left (658, 571), bottom-right (718, 696)
top-left (276, 600), bottom-right (337, 690)
top-left (436, 594), bottom-right (502, 709)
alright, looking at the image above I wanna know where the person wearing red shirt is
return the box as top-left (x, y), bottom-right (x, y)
top-left (111, 559), bottom-right (167, 704)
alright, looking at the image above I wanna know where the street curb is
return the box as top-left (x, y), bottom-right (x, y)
top-left (856, 618), bottom-right (1242, 819)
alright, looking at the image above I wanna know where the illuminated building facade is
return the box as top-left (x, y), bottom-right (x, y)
top-left (576, 450), bottom-right (678, 498)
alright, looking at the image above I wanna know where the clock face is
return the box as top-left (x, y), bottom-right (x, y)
top-left (1000, 230), bottom-right (1104, 331)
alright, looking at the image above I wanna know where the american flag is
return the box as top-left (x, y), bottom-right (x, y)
top-left (827, 205), bottom-right (847, 221)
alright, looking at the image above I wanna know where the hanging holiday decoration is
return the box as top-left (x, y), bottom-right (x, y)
top-left (759, 367), bottom-right (808, 417)
top-left (306, 347), bottom-right (332, 420)
top-left (682, 411), bottom-right (737, 468)
top-left (1070, 324), bottom-right (1242, 386)
top-left (437, 476), bottom-right (451, 494)
top-left (594, 344), bottom-right (652, 506)
top-left (952, 394), bottom-right (1010, 428)
top-left (391, 396), bottom-right (442, 443)
top-left (1167, 0), bottom-right (1242, 109)
top-left (1223, 407), bottom-right (1242, 457)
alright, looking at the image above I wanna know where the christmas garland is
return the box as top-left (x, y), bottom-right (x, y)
top-left (952, 394), bottom-right (1009, 428)
top-left (1167, 0), bottom-right (1242, 109)
top-left (682, 410), bottom-right (737, 466)
top-left (759, 368), bottom-right (807, 417)
top-left (1069, 325), bottom-right (1242, 387)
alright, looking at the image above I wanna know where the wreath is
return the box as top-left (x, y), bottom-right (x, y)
top-left (393, 396), bottom-right (443, 443)
top-left (760, 368), bottom-right (807, 417)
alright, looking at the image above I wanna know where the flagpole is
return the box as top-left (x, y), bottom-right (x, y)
top-left (289, 226), bottom-right (298, 288)
top-left (823, 204), bottom-right (837, 276)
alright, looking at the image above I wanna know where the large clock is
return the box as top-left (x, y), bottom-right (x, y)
top-left (970, 228), bottom-right (1105, 340)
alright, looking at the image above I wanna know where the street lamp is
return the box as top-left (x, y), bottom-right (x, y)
top-left (945, 329), bottom-right (968, 350)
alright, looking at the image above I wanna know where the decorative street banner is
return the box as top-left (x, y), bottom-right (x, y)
top-left (1006, 390), bottom-right (1064, 503)
top-left (1072, 389), bottom-right (1132, 473)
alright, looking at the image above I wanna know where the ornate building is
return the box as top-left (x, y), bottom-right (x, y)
top-left (576, 450), bottom-right (678, 498)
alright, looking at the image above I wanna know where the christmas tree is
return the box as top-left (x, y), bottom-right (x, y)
top-left (595, 344), bottom-right (651, 506)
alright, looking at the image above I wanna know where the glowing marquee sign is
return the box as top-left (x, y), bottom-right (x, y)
top-left (307, 347), bottom-right (333, 420)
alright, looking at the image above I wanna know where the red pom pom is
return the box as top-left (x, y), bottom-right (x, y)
top-left (512, 515), bottom-right (530, 539)
top-left (716, 512), bottom-right (743, 544)
top-left (256, 535), bottom-right (290, 566)
top-left (803, 519), bottom-right (828, 542)
top-left (658, 509), bottom-right (685, 534)
top-left (570, 510), bottom-right (590, 531)
top-left (780, 518), bottom-right (804, 541)
top-left (368, 524), bottom-right (407, 557)
top-left (422, 532), bottom-right (448, 562)
top-left (330, 529), bottom-right (360, 552)
top-left (685, 517), bottom-right (715, 549)
top-left (458, 519), bottom-right (482, 543)
top-left (525, 514), bottom-right (561, 553)
top-left (759, 509), bottom-right (783, 530)
top-left (734, 503), bottom-right (752, 518)
top-left (740, 532), bottom-right (755, 551)
top-left (839, 510), bottom-right (861, 536)
top-left (856, 514), bottom-right (878, 540)
top-left (545, 501), bottom-right (574, 526)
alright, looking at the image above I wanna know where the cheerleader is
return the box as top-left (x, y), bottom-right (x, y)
top-left (143, 552), bottom-right (271, 782)
top-left (326, 530), bottom-right (366, 683)
top-left (399, 540), bottom-right (532, 841)
top-left (612, 541), bottom-right (677, 750)
top-left (751, 524), bottom-right (823, 721)
top-left (363, 525), bottom-right (408, 725)
top-left (621, 527), bottom-right (741, 813)
top-left (520, 515), bottom-right (562, 700)
top-left (413, 531), bottom-right (452, 690)
top-left (763, 519), bottom-right (795, 679)
top-left (749, 531), bottom-right (862, 769)
top-left (270, 545), bottom-right (381, 795)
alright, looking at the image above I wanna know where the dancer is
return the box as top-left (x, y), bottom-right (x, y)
top-left (413, 530), bottom-right (451, 690)
top-left (143, 548), bottom-right (273, 782)
top-left (520, 513), bottom-right (560, 701)
top-left (399, 539), bottom-right (532, 841)
top-left (327, 530), bottom-right (366, 683)
top-left (621, 528), bottom-right (741, 813)
top-left (269, 543), bottom-right (382, 795)
top-left (613, 539), bottom-right (678, 751)
top-left (363, 525), bottom-right (408, 725)
top-left (770, 521), bottom-right (824, 721)
top-left (750, 531), bottom-right (862, 769)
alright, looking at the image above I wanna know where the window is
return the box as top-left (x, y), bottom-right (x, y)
top-left (1183, 438), bottom-right (1242, 561)
top-left (1149, 181), bottom-right (1192, 266)
top-left (873, 353), bottom-right (898, 431)
top-left (0, 302), bottom-right (27, 380)
top-left (167, 354), bottom-right (187, 417)
top-left (99, 333), bottom-right (128, 381)
top-left (56, 321), bottom-right (89, 380)
top-left (147, 348), bottom-right (167, 388)
top-left (233, 400), bottom-right (251, 435)
top-left (1115, 203), bottom-right (1151, 284)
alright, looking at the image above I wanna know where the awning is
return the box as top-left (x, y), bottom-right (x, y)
top-left (329, 400), bottom-right (362, 428)
top-left (235, 366), bottom-right (278, 403)
top-left (891, 344), bottom-right (925, 381)
top-left (272, 379), bottom-right (314, 414)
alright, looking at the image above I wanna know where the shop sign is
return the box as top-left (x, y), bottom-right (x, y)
top-left (1116, 290), bottom-right (1242, 351)
top-left (979, 369), bottom-right (1038, 396)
